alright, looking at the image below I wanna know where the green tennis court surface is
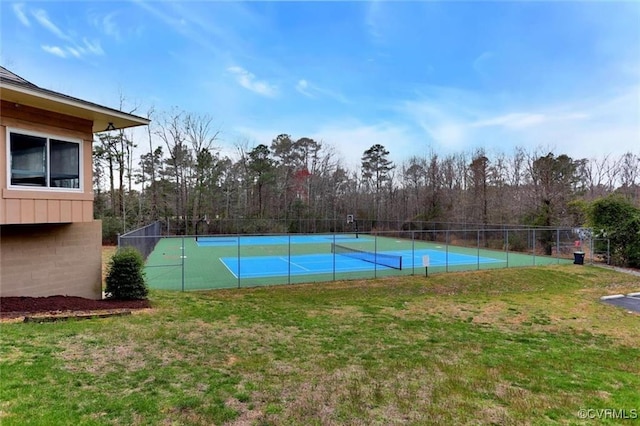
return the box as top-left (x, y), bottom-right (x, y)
top-left (144, 234), bottom-right (573, 291)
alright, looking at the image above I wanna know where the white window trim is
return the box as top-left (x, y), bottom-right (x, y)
top-left (6, 127), bottom-right (84, 192)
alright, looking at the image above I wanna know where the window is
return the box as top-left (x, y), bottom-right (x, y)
top-left (9, 130), bottom-right (81, 190)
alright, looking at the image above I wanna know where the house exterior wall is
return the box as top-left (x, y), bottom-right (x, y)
top-left (0, 221), bottom-right (102, 299)
top-left (0, 100), bottom-right (94, 225)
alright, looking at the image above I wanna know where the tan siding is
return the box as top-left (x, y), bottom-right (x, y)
top-left (83, 200), bottom-right (93, 221)
top-left (71, 201), bottom-right (83, 222)
top-left (0, 125), bottom-right (6, 191)
top-left (48, 200), bottom-right (61, 222)
top-left (1, 106), bottom-right (94, 225)
top-left (0, 125), bottom-right (5, 224)
top-left (21, 199), bottom-right (35, 223)
top-left (35, 199), bottom-right (47, 222)
top-left (60, 200), bottom-right (72, 222)
top-left (0, 222), bottom-right (102, 299)
top-left (6, 199), bottom-right (20, 223)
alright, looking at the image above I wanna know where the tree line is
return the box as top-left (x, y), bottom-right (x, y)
top-left (93, 110), bottom-right (640, 265)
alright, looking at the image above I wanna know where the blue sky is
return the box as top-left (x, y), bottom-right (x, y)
top-left (1, 1), bottom-right (639, 169)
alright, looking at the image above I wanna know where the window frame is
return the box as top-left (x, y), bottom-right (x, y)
top-left (6, 127), bottom-right (83, 192)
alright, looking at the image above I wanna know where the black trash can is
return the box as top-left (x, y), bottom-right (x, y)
top-left (573, 251), bottom-right (585, 265)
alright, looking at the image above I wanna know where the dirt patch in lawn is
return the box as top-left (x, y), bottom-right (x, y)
top-left (0, 295), bottom-right (150, 321)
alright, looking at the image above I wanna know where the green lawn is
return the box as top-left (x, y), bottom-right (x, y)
top-left (1, 265), bottom-right (639, 425)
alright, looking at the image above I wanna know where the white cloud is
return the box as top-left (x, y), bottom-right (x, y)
top-left (399, 98), bottom-right (469, 150)
top-left (67, 47), bottom-right (81, 58)
top-left (309, 120), bottom-right (421, 170)
top-left (227, 66), bottom-right (278, 98)
top-left (365, 0), bottom-right (386, 46)
top-left (13, 3), bottom-right (30, 27)
top-left (92, 11), bottom-right (121, 41)
top-left (32, 9), bottom-right (71, 41)
top-left (80, 38), bottom-right (104, 56)
top-left (41, 39), bottom-right (104, 59)
top-left (296, 79), bottom-right (312, 97)
top-left (472, 113), bottom-right (547, 129)
top-left (32, 8), bottom-right (105, 59)
top-left (396, 84), bottom-right (640, 160)
top-left (472, 112), bottom-right (591, 129)
top-left (41, 45), bottom-right (67, 58)
top-left (295, 78), bottom-right (349, 104)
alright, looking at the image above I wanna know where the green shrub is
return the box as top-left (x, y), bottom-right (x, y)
top-left (588, 195), bottom-right (640, 268)
top-left (105, 247), bottom-right (148, 300)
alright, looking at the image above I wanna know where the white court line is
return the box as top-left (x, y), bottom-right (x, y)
top-left (220, 258), bottom-right (239, 278)
top-left (279, 257), bottom-right (311, 271)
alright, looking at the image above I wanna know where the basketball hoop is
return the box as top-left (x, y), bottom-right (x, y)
top-left (346, 214), bottom-right (354, 224)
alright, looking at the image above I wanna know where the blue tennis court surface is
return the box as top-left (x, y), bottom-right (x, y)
top-left (198, 234), bottom-right (365, 247)
top-left (221, 249), bottom-right (504, 278)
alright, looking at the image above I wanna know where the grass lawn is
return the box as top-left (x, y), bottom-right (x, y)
top-left (1, 258), bottom-right (639, 424)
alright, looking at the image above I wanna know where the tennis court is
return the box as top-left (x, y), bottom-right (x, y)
top-left (143, 233), bottom-right (574, 291)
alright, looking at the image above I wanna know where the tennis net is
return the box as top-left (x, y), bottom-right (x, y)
top-left (331, 243), bottom-right (403, 270)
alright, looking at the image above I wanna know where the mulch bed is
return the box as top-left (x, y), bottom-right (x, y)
top-left (0, 295), bottom-right (151, 321)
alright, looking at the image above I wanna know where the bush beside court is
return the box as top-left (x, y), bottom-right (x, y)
top-left (105, 247), bottom-right (149, 300)
top-left (1, 264), bottom-right (639, 424)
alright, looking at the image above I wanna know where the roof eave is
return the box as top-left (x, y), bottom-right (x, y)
top-left (0, 81), bottom-right (150, 133)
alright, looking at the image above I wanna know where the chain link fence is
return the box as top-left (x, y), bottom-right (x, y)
top-left (118, 223), bottom-right (609, 291)
top-left (118, 221), bottom-right (163, 260)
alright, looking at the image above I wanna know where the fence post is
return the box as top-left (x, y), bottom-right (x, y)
top-left (374, 235), bottom-right (378, 278)
top-left (332, 234), bottom-right (336, 282)
top-left (477, 230), bottom-right (480, 270)
top-left (556, 228), bottom-right (560, 264)
top-left (181, 236), bottom-right (185, 292)
top-left (445, 230), bottom-right (449, 273)
top-left (505, 228), bottom-right (509, 268)
top-left (532, 229), bottom-right (536, 266)
top-left (412, 231), bottom-right (415, 275)
top-left (288, 235), bottom-right (291, 285)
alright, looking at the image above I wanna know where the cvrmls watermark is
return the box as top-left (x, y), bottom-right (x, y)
top-left (578, 408), bottom-right (638, 420)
